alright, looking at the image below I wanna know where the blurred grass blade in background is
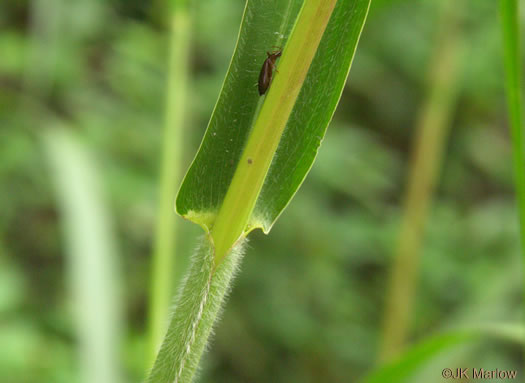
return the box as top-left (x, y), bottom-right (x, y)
top-left (500, 1), bottom-right (525, 264)
top-left (500, 2), bottom-right (525, 371)
top-left (363, 323), bottom-right (525, 383)
top-left (148, 0), bottom-right (192, 365)
top-left (379, 0), bottom-right (463, 362)
top-left (43, 128), bottom-right (123, 383)
top-left (364, 331), bottom-right (476, 383)
top-left (148, 0), bottom-right (371, 381)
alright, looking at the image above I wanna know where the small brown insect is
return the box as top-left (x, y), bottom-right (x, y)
top-left (258, 50), bottom-right (281, 95)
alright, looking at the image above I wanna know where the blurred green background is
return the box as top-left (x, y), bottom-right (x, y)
top-left (1, 0), bottom-right (522, 382)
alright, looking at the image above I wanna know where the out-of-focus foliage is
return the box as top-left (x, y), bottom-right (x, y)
top-left (0, 0), bottom-right (521, 382)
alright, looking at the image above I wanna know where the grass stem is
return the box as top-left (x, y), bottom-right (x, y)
top-left (378, 1), bottom-right (463, 362)
top-left (148, 3), bottom-right (192, 365)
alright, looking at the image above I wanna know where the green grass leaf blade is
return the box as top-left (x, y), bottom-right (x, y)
top-left (500, 6), bottom-right (525, 365)
top-left (363, 331), bottom-right (476, 383)
top-left (500, 0), bottom-right (525, 260)
top-left (362, 324), bottom-right (525, 383)
top-left (176, 0), bottom-right (370, 262)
